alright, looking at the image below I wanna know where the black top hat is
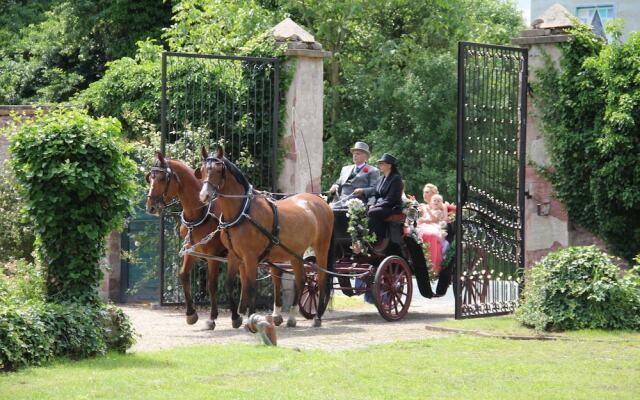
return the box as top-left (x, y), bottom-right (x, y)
top-left (376, 153), bottom-right (398, 165)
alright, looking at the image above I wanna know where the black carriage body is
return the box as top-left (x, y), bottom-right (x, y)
top-left (331, 209), bottom-right (433, 321)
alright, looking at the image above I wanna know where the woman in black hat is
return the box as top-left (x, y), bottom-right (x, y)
top-left (355, 152), bottom-right (403, 254)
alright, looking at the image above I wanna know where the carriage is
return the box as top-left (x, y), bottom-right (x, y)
top-left (299, 206), bottom-right (438, 322)
top-left (147, 149), bottom-right (452, 328)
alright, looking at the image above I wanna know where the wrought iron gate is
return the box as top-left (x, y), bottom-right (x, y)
top-left (159, 52), bottom-right (280, 306)
top-left (455, 42), bottom-right (527, 318)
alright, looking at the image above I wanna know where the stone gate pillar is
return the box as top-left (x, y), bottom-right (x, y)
top-left (273, 18), bottom-right (331, 194)
top-left (271, 19), bottom-right (331, 311)
top-left (512, 4), bottom-right (606, 267)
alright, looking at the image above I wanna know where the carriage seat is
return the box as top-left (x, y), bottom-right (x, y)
top-left (384, 213), bottom-right (405, 223)
top-left (384, 213), bottom-right (406, 244)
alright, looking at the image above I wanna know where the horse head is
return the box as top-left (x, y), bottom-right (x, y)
top-left (199, 145), bottom-right (227, 203)
top-left (146, 151), bottom-right (178, 215)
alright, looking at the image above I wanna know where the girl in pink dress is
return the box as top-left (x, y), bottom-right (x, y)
top-left (417, 189), bottom-right (447, 275)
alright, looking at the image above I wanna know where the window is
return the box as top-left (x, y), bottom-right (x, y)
top-left (576, 5), bottom-right (615, 25)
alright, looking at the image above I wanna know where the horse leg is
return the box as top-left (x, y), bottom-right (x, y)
top-left (227, 257), bottom-right (243, 328)
top-left (237, 258), bottom-right (251, 316)
top-left (205, 259), bottom-right (220, 330)
top-left (243, 256), bottom-right (259, 317)
top-left (270, 266), bottom-right (284, 326)
top-left (312, 241), bottom-right (333, 328)
top-left (179, 255), bottom-right (199, 325)
top-left (286, 258), bottom-right (305, 328)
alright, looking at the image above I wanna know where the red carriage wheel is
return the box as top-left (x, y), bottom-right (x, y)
top-left (461, 244), bottom-right (489, 311)
top-left (373, 256), bottom-right (413, 321)
top-left (299, 256), bottom-right (319, 320)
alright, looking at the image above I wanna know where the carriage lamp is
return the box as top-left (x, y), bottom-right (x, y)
top-left (537, 202), bottom-right (551, 216)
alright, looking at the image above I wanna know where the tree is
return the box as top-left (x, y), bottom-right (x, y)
top-left (0, 0), bottom-right (172, 104)
top-left (277, 0), bottom-right (523, 198)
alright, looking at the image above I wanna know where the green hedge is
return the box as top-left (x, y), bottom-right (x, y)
top-left (516, 246), bottom-right (640, 331)
top-left (1, 259), bottom-right (135, 372)
top-left (9, 108), bottom-right (136, 303)
top-left (0, 302), bottom-right (135, 371)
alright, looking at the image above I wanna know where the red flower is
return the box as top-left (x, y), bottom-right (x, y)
top-left (362, 167), bottom-right (369, 173)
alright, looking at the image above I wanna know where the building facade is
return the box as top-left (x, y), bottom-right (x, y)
top-left (531, 1), bottom-right (639, 40)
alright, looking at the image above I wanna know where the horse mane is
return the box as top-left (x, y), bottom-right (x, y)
top-left (156, 157), bottom-right (201, 190)
top-left (222, 157), bottom-right (251, 193)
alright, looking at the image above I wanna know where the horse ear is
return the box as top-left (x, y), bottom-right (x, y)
top-left (194, 166), bottom-right (202, 180)
top-left (201, 146), bottom-right (208, 160)
top-left (215, 144), bottom-right (224, 159)
top-left (145, 173), bottom-right (151, 184)
top-left (156, 151), bottom-right (165, 163)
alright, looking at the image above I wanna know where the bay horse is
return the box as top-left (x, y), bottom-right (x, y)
top-left (198, 146), bottom-right (334, 327)
top-left (145, 152), bottom-right (243, 330)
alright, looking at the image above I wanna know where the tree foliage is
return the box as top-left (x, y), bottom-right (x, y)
top-left (0, 0), bottom-right (171, 104)
top-left (274, 0), bottom-right (523, 199)
top-left (535, 24), bottom-right (640, 261)
top-left (73, 0), bottom-right (523, 201)
top-left (2, 1), bottom-right (524, 197)
top-left (9, 109), bottom-right (137, 303)
top-left (0, 166), bottom-right (35, 263)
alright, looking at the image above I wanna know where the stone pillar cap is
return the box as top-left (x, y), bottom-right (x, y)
top-left (271, 18), bottom-right (331, 57)
top-left (272, 18), bottom-right (316, 43)
top-left (531, 3), bottom-right (575, 30)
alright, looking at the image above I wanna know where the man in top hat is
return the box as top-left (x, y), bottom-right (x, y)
top-left (329, 141), bottom-right (380, 207)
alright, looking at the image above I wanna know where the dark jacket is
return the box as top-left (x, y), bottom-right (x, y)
top-left (372, 171), bottom-right (403, 211)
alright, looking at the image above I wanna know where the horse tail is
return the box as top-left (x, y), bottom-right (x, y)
top-left (316, 231), bottom-right (335, 318)
top-left (326, 231), bottom-right (335, 294)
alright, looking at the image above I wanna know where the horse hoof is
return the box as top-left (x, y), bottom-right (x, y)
top-left (312, 318), bottom-right (322, 328)
top-left (186, 312), bottom-right (199, 325)
top-left (205, 319), bottom-right (216, 330)
top-left (232, 316), bottom-right (243, 329)
top-left (272, 315), bottom-right (284, 326)
top-left (286, 316), bottom-right (296, 328)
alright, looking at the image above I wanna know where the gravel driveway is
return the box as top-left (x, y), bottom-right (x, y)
top-left (123, 283), bottom-right (455, 352)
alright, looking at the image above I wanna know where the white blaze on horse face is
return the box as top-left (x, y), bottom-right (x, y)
top-left (199, 181), bottom-right (209, 203)
top-left (147, 176), bottom-right (155, 199)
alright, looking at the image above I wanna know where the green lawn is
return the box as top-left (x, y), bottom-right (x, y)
top-left (2, 331), bottom-right (639, 400)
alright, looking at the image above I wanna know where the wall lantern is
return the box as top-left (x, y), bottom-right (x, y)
top-left (537, 202), bottom-right (551, 216)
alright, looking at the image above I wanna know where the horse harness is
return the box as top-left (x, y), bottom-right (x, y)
top-left (149, 161), bottom-right (219, 255)
top-left (206, 156), bottom-right (304, 265)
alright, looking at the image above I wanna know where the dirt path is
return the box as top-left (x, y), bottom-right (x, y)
top-left (123, 289), bottom-right (456, 352)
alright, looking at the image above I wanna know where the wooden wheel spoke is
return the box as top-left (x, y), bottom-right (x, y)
top-left (301, 292), bottom-right (312, 308)
top-left (310, 291), bottom-right (318, 311)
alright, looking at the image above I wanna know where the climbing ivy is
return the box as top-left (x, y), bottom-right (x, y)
top-left (534, 23), bottom-right (640, 261)
top-left (9, 108), bottom-right (137, 303)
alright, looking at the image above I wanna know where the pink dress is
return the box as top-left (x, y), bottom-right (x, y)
top-left (417, 206), bottom-right (444, 274)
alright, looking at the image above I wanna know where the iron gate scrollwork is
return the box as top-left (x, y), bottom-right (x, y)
top-left (455, 42), bottom-right (527, 318)
top-left (159, 52), bottom-right (280, 306)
